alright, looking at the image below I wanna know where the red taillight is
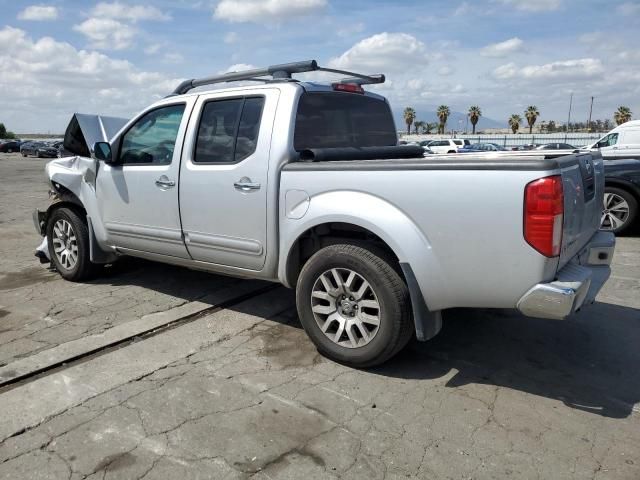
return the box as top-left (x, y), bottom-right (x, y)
top-left (332, 83), bottom-right (364, 94)
top-left (524, 175), bottom-right (564, 257)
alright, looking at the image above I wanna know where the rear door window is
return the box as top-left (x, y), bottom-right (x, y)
top-left (194, 97), bottom-right (264, 164)
top-left (294, 92), bottom-right (396, 150)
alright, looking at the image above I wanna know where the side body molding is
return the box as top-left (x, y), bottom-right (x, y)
top-left (278, 190), bottom-right (446, 316)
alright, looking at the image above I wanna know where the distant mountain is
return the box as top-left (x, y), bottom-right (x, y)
top-left (392, 107), bottom-right (505, 132)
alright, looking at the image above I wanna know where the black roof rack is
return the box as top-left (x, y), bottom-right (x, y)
top-left (170, 59), bottom-right (385, 96)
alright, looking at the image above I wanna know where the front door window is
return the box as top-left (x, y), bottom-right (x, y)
top-left (119, 104), bottom-right (186, 165)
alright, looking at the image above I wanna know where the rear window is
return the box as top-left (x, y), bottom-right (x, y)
top-left (293, 92), bottom-right (396, 150)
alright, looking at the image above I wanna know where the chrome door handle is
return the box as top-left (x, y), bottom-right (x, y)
top-left (234, 177), bottom-right (261, 191)
top-left (155, 176), bottom-right (175, 188)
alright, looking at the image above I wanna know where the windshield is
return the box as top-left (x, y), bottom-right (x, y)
top-left (597, 133), bottom-right (619, 148)
top-left (294, 92), bottom-right (397, 150)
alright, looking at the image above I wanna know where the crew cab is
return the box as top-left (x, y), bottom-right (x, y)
top-left (34, 60), bottom-right (615, 367)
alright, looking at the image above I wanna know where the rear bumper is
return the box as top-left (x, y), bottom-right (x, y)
top-left (517, 231), bottom-right (615, 320)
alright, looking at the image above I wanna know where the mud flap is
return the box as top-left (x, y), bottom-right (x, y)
top-left (87, 216), bottom-right (118, 264)
top-left (400, 263), bottom-right (442, 341)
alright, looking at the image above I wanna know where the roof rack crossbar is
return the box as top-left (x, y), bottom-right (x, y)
top-left (170, 59), bottom-right (384, 95)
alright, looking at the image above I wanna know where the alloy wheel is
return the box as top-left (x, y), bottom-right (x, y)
top-left (601, 192), bottom-right (630, 231)
top-left (52, 219), bottom-right (78, 270)
top-left (310, 268), bottom-right (381, 348)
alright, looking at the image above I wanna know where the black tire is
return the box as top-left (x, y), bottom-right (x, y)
top-left (296, 243), bottom-right (413, 368)
top-left (447, 150), bottom-right (455, 153)
top-left (21, 151), bottom-right (27, 157)
top-left (602, 186), bottom-right (638, 235)
top-left (46, 207), bottom-right (98, 281)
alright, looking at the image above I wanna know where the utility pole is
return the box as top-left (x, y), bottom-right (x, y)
top-left (566, 92), bottom-right (573, 141)
top-left (587, 96), bottom-right (594, 132)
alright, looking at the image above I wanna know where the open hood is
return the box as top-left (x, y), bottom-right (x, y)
top-left (63, 113), bottom-right (129, 157)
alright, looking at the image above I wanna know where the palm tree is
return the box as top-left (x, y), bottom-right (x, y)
top-left (508, 114), bottom-right (522, 134)
top-left (524, 106), bottom-right (539, 134)
top-left (437, 105), bottom-right (450, 134)
top-left (468, 105), bottom-right (482, 134)
top-left (413, 120), bottom-right (425, 134)
top-left (403, 107), bottom-right (416, 135)
top-left (425, 122), bottom-right (437, 134)
top-left (614, 106), bottom-right (632, 125)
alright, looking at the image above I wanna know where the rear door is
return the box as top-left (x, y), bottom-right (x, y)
top-left (179, 88), bottom-right (279, 270)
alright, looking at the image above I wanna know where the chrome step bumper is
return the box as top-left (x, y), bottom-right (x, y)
top-left (517, 231), bottom-right (615, 320)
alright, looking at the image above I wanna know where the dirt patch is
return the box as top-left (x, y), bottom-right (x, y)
top-left (0, 267), bottom-right (56, 291)
top-left (0, 309), bottom-right (8, 319)
top-left (250, 322), bottom-right (320, 369)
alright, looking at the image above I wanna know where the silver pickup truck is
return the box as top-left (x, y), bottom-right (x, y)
top-left (35, 60), bottom-right (615, 367)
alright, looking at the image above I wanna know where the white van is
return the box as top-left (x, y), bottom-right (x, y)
top-left (588, 120), bottom-right (640, 159)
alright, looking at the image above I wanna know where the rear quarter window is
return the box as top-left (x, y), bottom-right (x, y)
top-left (293, 92), bottom-right (397, 150)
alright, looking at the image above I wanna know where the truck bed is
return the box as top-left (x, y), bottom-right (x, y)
top-left (280, 151), bottom-right (603, 311)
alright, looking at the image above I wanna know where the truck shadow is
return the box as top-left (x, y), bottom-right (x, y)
top-left (89, 259), bottom-right (640, 420)
top-left (375, 303), bottom-right (640, 419)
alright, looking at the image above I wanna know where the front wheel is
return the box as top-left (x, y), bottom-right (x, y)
top-left (296, 243), bottom-right (413, 368)
top-left (601, 187), bottom-right (638, 235)
top-left (46, 207), bottom-right (98, 281)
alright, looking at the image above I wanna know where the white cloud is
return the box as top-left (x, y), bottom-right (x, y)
top-left (214, 0), bottom-right (327, 23)
top-left (496, 0), bottom-right (561, 12)
top-left (73, 18), bottom-right (137, 50)
top-left (617, 2), bottom-right (640, 15)
top-left (223, 63), bottom-right (257, 73)
top-left (0, 27), bottom-right (180, 132)
top-left (92, 2), bottom-right (171, 22)
top-left (328, 32), bottom-right (428, 72)
top-left (493, 58), bottom-right (604, 81)
top-left (437, 65), bottom-right (454, 76)
top-left (74, 3), bottom-right (170, 51)
top-left (17, 5), bottom-right (58, 21)
top-left (481, 37), bottom-right (523, 57)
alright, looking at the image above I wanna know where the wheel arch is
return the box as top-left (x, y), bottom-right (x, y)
top-left (605, 178), bottom-right (640, 202)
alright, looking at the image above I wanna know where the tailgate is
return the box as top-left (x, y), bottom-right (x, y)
top-left (558, 152), bottom-right (604, 267)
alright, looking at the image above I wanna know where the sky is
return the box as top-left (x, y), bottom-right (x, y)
top-left (0, 0), bottom-right (638, 133)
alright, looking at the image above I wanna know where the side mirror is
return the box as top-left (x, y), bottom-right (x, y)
top-left (94, 142), bottom-right (113, 163)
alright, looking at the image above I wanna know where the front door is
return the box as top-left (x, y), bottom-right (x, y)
top-left (179, 89), bottom-right (278, 270)
top-left (96, 99), bottom-right (195, 258)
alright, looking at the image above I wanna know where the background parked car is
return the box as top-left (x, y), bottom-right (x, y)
top-left (536, 143), bottom-right (577, 150)
top-left (0, 140), bottom-right (22, 153)
top-left (427, 139), bottom-right (467, 153)
top-left (603, 158), bottom-right (640, 234)
top-left (20, 141), bottom-right (59, 158)
top-left (462, 142), bottom-right (507, 152)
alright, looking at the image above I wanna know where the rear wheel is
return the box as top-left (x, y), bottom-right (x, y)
top-left (296, 243), bottom-right (413, 368)
top-left (601, 186), bottom-right (638, 235)
top-left (46, 207), bottom-right (98, 281)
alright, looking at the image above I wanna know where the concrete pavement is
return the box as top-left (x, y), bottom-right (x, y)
top-left (0, 153), bottom-right (638, 479)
